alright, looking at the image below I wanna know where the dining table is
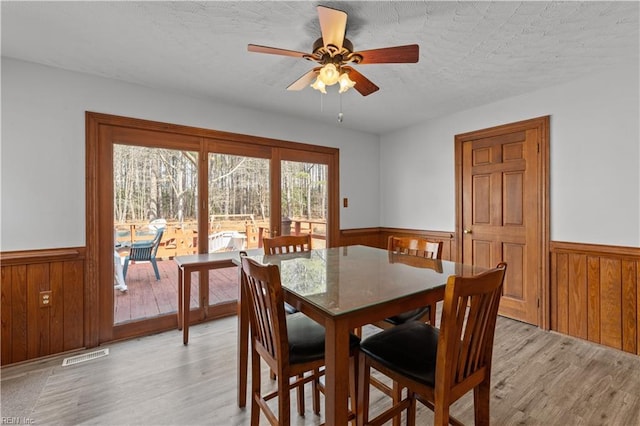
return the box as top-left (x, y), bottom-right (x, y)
top-left (236, 244), bottom-right (487, 425)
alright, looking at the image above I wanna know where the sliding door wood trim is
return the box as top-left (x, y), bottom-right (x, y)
top-left (86, 112), bottom-right (340, 346)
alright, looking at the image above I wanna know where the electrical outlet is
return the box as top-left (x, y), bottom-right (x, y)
top-left (40, 291), bottom-right (52, 308)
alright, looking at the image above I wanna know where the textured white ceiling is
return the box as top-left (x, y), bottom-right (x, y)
top-left (2, 1), bottom-right (638, 134)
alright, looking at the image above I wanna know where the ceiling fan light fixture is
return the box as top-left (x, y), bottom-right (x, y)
top-left (319, 63), bottom-right (340, 85)
top-left (311, 63), bottom-right (355, 94)
top-left (310, 77), bottom-right (327, 94)
top-left (338, 72), bottom-right (356, 94)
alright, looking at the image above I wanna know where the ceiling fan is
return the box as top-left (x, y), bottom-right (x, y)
top-left (248, 5), bottom-right (419, 96)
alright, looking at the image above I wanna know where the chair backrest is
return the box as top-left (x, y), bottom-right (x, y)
top-left (436, 262), bottom-right (507, 395)
top-left (150, 228), bottom-right (164, 257)
top-left (263, 234), bottom-right (312, 255)
top-left (388, 251), bottom-right (444, 273)
top-left (240, 256), bottom-right (289, 366)
top-left (387, 236), bottom-right (443, 260)
top-left (129, 228), bottom-right (164, 261)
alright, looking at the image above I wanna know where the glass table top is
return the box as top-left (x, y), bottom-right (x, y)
top-left (245, 245), bottom-right (487, 316)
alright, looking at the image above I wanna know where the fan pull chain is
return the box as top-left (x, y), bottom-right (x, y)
top-left (338, 93), bottom-right (344, 123)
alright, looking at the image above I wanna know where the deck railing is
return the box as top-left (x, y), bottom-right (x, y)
top-left (115, 217), bottom-right (326, 258)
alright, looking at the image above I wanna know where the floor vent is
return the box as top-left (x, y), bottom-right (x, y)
top-left (62, 348), bottom-right (109, 366)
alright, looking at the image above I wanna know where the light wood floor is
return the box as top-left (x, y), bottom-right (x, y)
top-left (2, 314), bottom-right (640, 425)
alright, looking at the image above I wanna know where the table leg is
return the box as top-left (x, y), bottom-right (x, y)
top-left (237, 272), bottom-right (248, 408)
top-left (182, 270), bottom-right (191, 345)
top-left (324, 319), bottom-right (351, 425)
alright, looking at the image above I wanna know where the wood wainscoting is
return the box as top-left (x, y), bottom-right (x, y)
top-left (339, 227), bottom-right (385, 249)
top-left (339, 227), bottom-right (456, 260)
top-left (551, 241), bottom-right (640, 355)
top-left (3, 237), bottom-right (637, 366)
top-left (1, 248), bottom-right (85, 366)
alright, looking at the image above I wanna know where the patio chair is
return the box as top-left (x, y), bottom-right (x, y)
top-left (123, 228), bottom-right (164, 281)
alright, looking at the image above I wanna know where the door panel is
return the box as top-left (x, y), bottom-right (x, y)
top-left (503, 242), bottom-right (525, 299)
top-left (112, 144), bottom-right (200, 326)
top-left (207, 153), bottom-right (270, 255)
top-left (473, 240), bottom-right (493, 268)
top-left (280, 160), bottom-right (329, 248)
top-left (277, 148), bottom-right (336, 248)
top-left (459, 121), bottom-right (546, 326)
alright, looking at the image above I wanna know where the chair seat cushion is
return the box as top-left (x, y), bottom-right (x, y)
top-left (360, 321), bottom-right (439, 387)
top-left (384, 306), bottom-right (430, 326)
top-left (286, 312), bottom-right (360, 365)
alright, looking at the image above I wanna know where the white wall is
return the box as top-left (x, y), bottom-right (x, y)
top-left (380, 65), bottom-right (640, 247)
top-left (3, 58), bottom-right (639, 251)
top-left (1, 58), bottom-right (380, 251)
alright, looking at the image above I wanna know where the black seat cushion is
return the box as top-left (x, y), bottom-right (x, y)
top-left (360, 321), bottom-right (439, 387)
top-left (384, 306), bottom-right (430, 326)
top-left (286, 312), bottom-right (360, 365)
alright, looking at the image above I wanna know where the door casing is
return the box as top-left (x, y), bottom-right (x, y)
top-left (454, 116), bottom-right (550, 329)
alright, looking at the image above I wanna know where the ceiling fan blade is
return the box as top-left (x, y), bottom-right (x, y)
top-left (343, 67), bottom-right (379, 96)
top-left (355, 44), bottom-right (420, 64)
top-left (287, 69), bottom-right (320, 91)
top-left (317, 6), bottom-right (347, 51)
top-left (247, 44), bottom-right (309, 58)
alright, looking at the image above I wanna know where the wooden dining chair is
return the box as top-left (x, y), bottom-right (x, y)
top-left (262, 234), bottom-right (312, 315)
top-left (355, 236), bottom-right (443, 335)
top-left (359, 236), bottom-right (444, 426)
top-left (357, 262), bottom-right (507, 426)
top-left (240, 256), bottom-right (360, 425)
top-left (263, 234), bottom-right (312, 255)
top-left (384, 235), bottom-right (443, 327)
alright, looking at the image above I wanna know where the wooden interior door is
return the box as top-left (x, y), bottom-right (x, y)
top-left (456, 117), bottom-right (549, 326)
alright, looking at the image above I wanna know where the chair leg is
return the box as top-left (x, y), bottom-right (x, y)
top-left (392, 381), bottom-right (402, 426)
top-left (473, 380), bottom-right (491, 426)
top-left (433, 394), bottom-right (451, 426)
top-left (151, 258), bottom-right (161, 280)
top-left (250, 350), bottom-right (261, 426)
top-left (407, 391), bottom-right (417, 426)
top-left (357, 351), bottom-right (370, 426)
top-left (312, 368), bottom-right (321, 415)
top-left (278, 371), bottom-right (291, 426)
top-left (349, 353), bottom-right (358, 423)
top-left (122, 258), bottom-right (130, 279)
top-left (296, 373), bottom-right (305, 416)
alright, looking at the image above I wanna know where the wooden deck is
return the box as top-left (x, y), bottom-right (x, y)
top-left (114, 258), bottom-right (238, 324)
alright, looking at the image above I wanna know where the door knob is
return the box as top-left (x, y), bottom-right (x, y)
top-left (463, 229), bottom-right (472, 234)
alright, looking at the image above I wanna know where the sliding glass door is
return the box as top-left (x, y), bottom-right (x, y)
top-left (205, 149), bottom-right (270, 310)
top-left (113, 144), bottom-right (198, 325)
top-left (89, 113), bottom-right (339, 344)
top-left (280, 157), bottom-right (329, 248)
